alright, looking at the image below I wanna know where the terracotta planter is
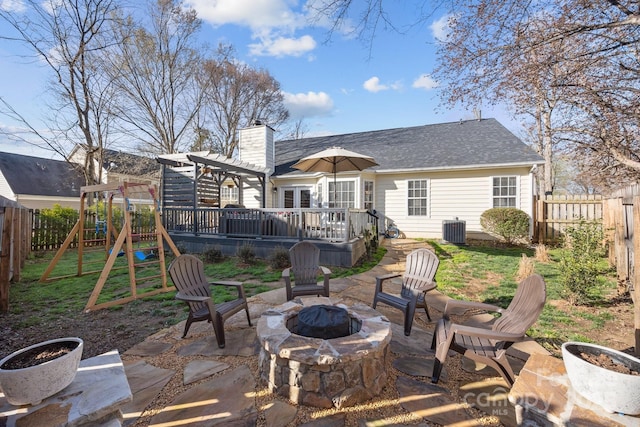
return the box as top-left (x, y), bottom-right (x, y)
top-left (562, 341), bottom-right (640, 415)
top-left (0, 337), bottom-right (83, 406)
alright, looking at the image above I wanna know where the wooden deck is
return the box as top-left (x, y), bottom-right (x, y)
top-left (164, 207), bottom-right (379, 267)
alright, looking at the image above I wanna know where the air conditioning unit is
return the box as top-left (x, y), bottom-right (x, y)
top-left (442, 219), bottom-right (466, 244)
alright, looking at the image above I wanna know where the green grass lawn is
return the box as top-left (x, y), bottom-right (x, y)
top-left (10, 245), bottom-right (388, 325)
top-left (10, 240), bottom-right (625, 355)
top-left (429, 239), bottom-right (622, 353)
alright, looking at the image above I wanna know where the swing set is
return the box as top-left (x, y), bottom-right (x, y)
top-left (40, 182), bottom-right (181, 311)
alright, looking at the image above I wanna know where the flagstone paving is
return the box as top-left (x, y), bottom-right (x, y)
top-left (119, 239), bottom-right (546, 426)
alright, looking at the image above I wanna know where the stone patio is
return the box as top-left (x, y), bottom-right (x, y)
top-left (509, 354), bottom-right (640, 426)
top-left (102, 240), bottom-right (552, 425)
top-left (0, 350), bottom-right (132, 426)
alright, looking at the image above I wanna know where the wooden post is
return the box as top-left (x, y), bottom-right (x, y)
top-left (632, 197), bottom-right (640, 355)
top-left (615, 200), bottom-right (627, 283)
top-left (10, 205), bottom-right (20, 282)
top-left (85, 225), bottom-right (129, 310)
top-left (77, 192), bottom-right (87, 276)
top-left (84, 182), bottom-right (180, 311)
top-left (39, 220), bottom-right (81, 282)
top-left (0, 207), bottom-right (13, 313)
top-left (602, 198), bottom-right (617, 267)
top-left (536, 195), bottom-right (546, 244)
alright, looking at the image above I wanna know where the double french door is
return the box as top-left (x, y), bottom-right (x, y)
top-left (282, 187), bottom-right (311, 208)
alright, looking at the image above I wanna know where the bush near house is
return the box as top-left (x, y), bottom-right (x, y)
top-left (480, 207), bottom-right (530, 245)
top-left (268, 246), bottom-right (290, 270)
top-left (237, 243), bottom-right (256, 264)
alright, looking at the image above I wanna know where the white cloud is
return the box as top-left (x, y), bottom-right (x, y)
top-left (363, 77), bottom-right (385, 92)
top-left (412, 74), bottom-right (439, 90)
top-left (187, 0), bottom-right (319, 58)
top-left (430, 14), bottom-right (453, 42)
top-left (0, 0), bottom-right (25, 12)
top-left (186, 0), bottom-right (304, 31)
top-left (363, 77), bottom-right (402, 93)
top-left (249, 35), bottom-right (316, 57)
top-left (283, 91), bottom-right (334, 119)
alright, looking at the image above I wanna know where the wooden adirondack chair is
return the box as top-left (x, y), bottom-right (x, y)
top-left (282, 241), bottom-right (331, 301)
top-left (168, 254), bottom-right (251, 348)
top-left (372, 248), bottom-right (440, 336)
top-left (431, 273), bottom-right (547, 387)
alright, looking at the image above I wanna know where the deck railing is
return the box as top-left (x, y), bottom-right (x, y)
top-left (162, 207), bottom-right (378, 242)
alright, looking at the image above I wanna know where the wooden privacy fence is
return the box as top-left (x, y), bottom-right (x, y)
top-left (533, 194), bottom-right (603, 243)
top-left (604, 183), bottom-right (640, 354)
top-left (31, 209), bottom-right (155, 252)
top-left (604, 184), bottom-right (640, 290)
top-left (0, 201), bottom-right (32, 312)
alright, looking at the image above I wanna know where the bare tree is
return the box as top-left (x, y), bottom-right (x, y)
top-left (432, 1), bottom-right (640, 192)
top-left (436, 17), bottom-right (586, 194)
top-left (197, 44), bottom-right (289, 158)
top-left (311, 1), bottom-right (640, 190)
top-left (280, 118), bottom-right (309, 141)
top-left (0, 0), bottom-right (122, 185)
top-left (107, 0), bottom-right (204, 155)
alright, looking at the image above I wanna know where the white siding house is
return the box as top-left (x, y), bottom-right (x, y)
top-left (241, 118), bottom-right (544, 240)
top-left (373, 168), bottom-right (535, 239)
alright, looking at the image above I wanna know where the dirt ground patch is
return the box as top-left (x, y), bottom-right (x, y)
top-left (0, 300), bottom-right (187, 359)
top-left (546, 294), bottom-right (636, 354)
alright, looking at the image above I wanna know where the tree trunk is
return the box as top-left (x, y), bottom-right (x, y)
top-left (632, 197), bottom-right (640, 355)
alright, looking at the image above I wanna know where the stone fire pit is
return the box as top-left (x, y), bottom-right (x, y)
top-left (257, 297), bottom-right (391, 409)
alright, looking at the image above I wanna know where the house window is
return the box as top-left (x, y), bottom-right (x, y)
top-left (329, 181), bottom-right (355, 208)
top-left (300, 189), bottom-right (311, 208)
top-left (283, 187), bottom-right (311, 208)
top-left (492, 176), bottom-right (517, 207)
top-left (221, 186), bottom-right (238, 204)
top-left (284, 189), bottom-right (294, 208)
top-left (407, 179), bottom-right (428, 216)
top-left (364, 180), bottom-right (374, 211)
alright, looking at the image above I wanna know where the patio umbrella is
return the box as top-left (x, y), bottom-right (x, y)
top-left (292, 146), bottom-right (378, 205)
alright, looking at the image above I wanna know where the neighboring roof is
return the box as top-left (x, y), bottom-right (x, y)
top-left (273, 118), bottom-right (544, 177)
top-left (0, 152), bottom-right (85, 197)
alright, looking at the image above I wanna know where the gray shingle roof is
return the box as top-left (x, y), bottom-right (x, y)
top-left (0, 152), bottom-right (85, 197)
top-left (274, 118), bottom-right (543, 176)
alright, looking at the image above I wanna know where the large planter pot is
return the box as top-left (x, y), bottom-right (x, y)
top-left (562, 341), bottom-right (640, 415)
top-left (0, 337), bottom-right (83, 406)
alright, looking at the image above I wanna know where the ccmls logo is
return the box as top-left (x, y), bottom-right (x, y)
top-left (463, 386), bottom-right (552, 416)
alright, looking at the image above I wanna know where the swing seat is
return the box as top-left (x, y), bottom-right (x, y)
top-left (135, 250), bottom-right (156, 261)
top-left (109, 248), bottom-right (125, 257)
top-left (95, 220), bottom-right (107, 235)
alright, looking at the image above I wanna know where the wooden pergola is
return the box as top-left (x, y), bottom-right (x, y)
top-left (156, 151), bottom-right (269, 210)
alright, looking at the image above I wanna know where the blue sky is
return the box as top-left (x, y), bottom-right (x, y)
top-left (0, 0), bottom-right (517, 158)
